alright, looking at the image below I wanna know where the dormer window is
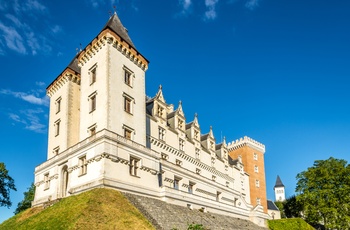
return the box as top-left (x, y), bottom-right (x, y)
top-left (210, 141), bottom-right (214, 150)
top-left (195, 148), bottom-right (200, 159)
top-left (157, 106), bottom-right (164, 117)
top-left (178, 119), bottom-right (184, 130)
top-left (194, 130), bottom-right (199, 140)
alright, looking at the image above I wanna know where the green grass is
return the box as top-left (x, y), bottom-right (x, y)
top-left (0, 188), bottom-right (155, 230)
top-left (268, 218), bottom-right (314, 230)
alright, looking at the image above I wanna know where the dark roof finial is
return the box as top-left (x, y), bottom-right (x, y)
top-left (113, 5), bottom-right (117, 14)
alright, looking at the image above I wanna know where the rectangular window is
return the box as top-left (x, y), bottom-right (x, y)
top-left (56, 97), bottom-right (61, 113)
top-left (89, 126), bottom-right (96, 136)
top-left (129, 157), bottom-right (139, 176)
top-left (158, 127), bottom-right (165, 141)
top-left (124, 69), bottom-right (133, 87)
top-left (44, 173), bottom-right (50, 190)
top-left (90, 65), bottom-right (97, 84)
top-left (179, 139), bottom-right (185, 151)
top-left (254, 153), bottom-right (258, 160)
top-left (188, 182), bottom-right (194, 194)
top-left (174, 177), bottom-right (180, 190)
top-left (257, 198), bottom-right (261, 205)
top-left (254, 165), bottom-right (259, 173)
top-left (195, 148), bottom-right (200, 159)
top-left (216, 192), bottom-right (221, 202)
top-left (89, 92), bottom-right (97, 112)
top-left (124, 97), bottom-right (132, 113)
top-left (79, 156), bottom-right (87, 176)
top-left (123, 125), bottom-right (134, 140)
top-left (255, 180), bottom-right (260, 188)
top-left (53, 146), bottom-right (60, 155)
top-left (54, 119), bottom-right (60, 136)
top-left (157, 106), bottom-right (164, 117)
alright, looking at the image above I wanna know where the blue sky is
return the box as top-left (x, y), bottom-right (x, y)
top-left (0, 0), bottom-right (350, 222)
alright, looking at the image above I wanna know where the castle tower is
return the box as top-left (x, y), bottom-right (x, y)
top-left (227, 137), bottom-right (268, 213)
top-left (274, 175), bottom-right (285, 202)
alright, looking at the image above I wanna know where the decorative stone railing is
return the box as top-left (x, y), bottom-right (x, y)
top-left (227, 136), bottom-right (265, 153)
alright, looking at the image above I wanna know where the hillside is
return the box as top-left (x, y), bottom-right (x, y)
top-left (268, 218), bottom-right (315, 230)
top-left (0, 188), bottom-right (154, 230)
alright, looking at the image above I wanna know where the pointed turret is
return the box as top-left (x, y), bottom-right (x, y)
top-left (102, 12), bottom-right (135, 49)
top-left (274, 175), bottom-right (284, 188)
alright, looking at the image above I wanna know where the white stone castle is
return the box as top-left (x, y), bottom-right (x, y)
top-left (33, 12), bottom-right (270, 227)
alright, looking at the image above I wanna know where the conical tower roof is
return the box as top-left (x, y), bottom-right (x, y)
top-left (274, 175), bottom-right (285, 188)
top-left (102, 12), bottom-right (135, 49)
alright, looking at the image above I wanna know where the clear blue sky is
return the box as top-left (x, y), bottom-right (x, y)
top-left (0, 0), bottom-right (349, 223)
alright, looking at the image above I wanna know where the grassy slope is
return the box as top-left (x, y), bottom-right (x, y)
top-left (0, 188), bottom-right (155, 230)
top-left (268, 218), bottom-right (314, 230)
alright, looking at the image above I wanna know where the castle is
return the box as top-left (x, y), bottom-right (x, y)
top-left (33, 12), bottom-right (270, 227)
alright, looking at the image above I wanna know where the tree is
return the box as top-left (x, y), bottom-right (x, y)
top-left (14, 183), bottom-right (35, 214)
top-left (274, 201), bottom-right (286, 218)
top-left (0, 162), bottom-right (16, 208)
top-left (284, 195), bottom-right (303, 218)
top-left (296, 157), bottom-right (350, 229)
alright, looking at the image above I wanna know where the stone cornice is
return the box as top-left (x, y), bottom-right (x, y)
top-left (46, 69), bottom-right (80, 97)
top-left (227, 136), bottom-right (265, 153)
top-left (78, 29), bottom-right (148, 71)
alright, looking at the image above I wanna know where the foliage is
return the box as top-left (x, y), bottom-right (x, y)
top-left (0, 162), bottom-right (16, 208)
top-left (274, 201), bottom-right (286, 218)
top-left (0, 188), bottom-right (154, 230)
top-left (296, 157), bottom-right (350, 229)
top-left (283, 195), bottom-right (303, 218)
top-left (187, 223), bottom-right (205, 230)
top-left (268, 218), bottom-right (314, 230)
top-left (14, 183), bottom-right (35, 215)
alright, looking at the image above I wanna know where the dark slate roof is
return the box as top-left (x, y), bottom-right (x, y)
top-left (274, 175), bottom-right (285, 188)
top-left (167, 111), bottom-right (176, 119)
top-left (267, 200), bottom-right (279, 211)
top-left (200, 133), bottom-right (209, 141)
top-left (228, 156), bottom-right (238, 166)
top-left (67, 54), bottom-right (81, 74)
top-left (102, 13), bottom-right (135, 49)
top-left (185, 122), bottom-right (193, 129)
top-left (215, 143), bottom-right (223, 150)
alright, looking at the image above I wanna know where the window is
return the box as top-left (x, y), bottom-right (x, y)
top-left (89, 126), bottom-right (96, 136)
top-left (124, 67), bottom-right (133, 86)
top-left (56, 97), bottom-right (61, 113)
top-left (53, 146), bottom-right (59, 155)
top-left (129, 157), bottom-right (139, 176)
top-left (210, 141), bottom-right (214, 150)
top-left (178, 119), bottom-right (184, 130)
top-left (123, 125), bottom-right (134, 140)
top-left (195, 148), bottom-right (200, 159)
top-left (89, 92), bottom-right (97, 112)
top-left (158, 127), bottom-right (165, 141)
top-left (44, 173), bottom-right (50, 190)
top-left (188, 182), bottom-right (194, 194)
top-left (174, 177), bottom-right (180, 190)
top-left (54, 119), bottom-right (60, 136)
top-left (194, 130), bottom-right (199, 140)
top-left (124, 94), bottom-right (134, 114)
top-left (79, 156), bottom-right (87, 176)
top-left (255, 180), bottom-right (260, 188)
top-left (216, 192), bottom-right (221, 202)
top-left (254, 153), bottom-right (258, 160)
top-left (179, 139), bottom-right (185, 151)
top-left (254, 165), bottom-right (259, 173)
top-left (212, 175), bottom-right (216, 181)
top-left (257, 198), bottom-right (261, 205)
top-left (90, 65), bottom-right (97, 84)
top-left (157, 106), bottom-right (164, 117)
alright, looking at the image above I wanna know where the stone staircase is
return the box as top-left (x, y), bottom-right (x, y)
top-left (124, 193), bottom-right (267, 230)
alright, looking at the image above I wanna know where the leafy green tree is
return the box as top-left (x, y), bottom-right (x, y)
top-left (14, 183), bottom-right (35, 214)
top-left (284, 195), bottom-right (303, 218)
top-left (0, 162), bottom-right (16, 208)
top-left (296, 157), bottom-right (350, 229)
top-left (274, 201), bottom-right (286, 218)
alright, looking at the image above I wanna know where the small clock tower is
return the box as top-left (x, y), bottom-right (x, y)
top-left (274, 175), bottom-right (285, 202)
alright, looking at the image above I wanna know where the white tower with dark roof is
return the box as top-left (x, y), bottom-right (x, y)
top-left (274, 175), bottom-right (285, 202)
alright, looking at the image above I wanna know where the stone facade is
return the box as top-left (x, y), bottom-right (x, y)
top-left (33, 12), bottom-right (270, 227)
